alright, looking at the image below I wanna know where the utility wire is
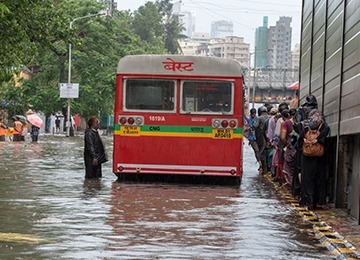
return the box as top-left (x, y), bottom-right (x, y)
top-left (186, 1), bottom-right (300, 13)
top-left (187, 0), bottom-right (254, 30)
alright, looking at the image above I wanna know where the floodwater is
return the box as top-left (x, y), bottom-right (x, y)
top-left (0, 135), bottom-right (334, 259)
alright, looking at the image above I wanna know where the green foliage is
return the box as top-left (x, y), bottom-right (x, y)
top-left (164, 17), bottom-right (187, 54)
top-left (0, 0), bottom-right (71, 78)
top-left (155, 0), bottom-right (187, 54)
top-left (0, 0), bottom-right (187, 120)
top-left (132, 2), bottom-right (163, 44)
top-left (0, 3), bottom-right (10, 17)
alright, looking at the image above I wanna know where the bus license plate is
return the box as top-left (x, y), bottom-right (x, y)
top-left (120, 126), bottom-right (140, 136)
top-left (212, 129), bottom-right (233, 139)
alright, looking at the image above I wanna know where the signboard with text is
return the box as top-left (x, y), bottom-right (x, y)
top-left (59, 83), bottom-right (79, 98)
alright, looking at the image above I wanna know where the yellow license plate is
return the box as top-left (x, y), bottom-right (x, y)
top-left (120, 126), bottom-right (140, 136)
top-left (212, 129), bottom-right (233, 139)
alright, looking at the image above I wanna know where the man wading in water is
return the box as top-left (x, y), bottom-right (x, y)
top-left (84, 116), bottom-right (107, 178)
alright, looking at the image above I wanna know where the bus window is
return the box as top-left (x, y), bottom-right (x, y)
top-left (181, 81), bottom-right (233, 114)
top-left (124, 79), bottom-right (175, 111)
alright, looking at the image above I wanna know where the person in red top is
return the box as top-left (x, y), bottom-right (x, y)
top-left (12, 117), bottom-right (23, 142)
top-left (276, 109), bottom-right (291, 186)
top-left (0, 117), bottom-right (8, 141)
top-left (280, 109), bottom-right (296, 187)
top-left (74, 114), bottom-right (81, 131)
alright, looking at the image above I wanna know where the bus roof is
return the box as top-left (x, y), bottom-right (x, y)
top-left (117, 55), bottom-right (243, 77)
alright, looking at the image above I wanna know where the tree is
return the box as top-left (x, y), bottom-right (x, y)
top-left (132, 2), bottom-right (164, 45)
top-left (164, 17), bottom-right (187, 54)
top-left (155, 0), bottom-right (187, 54)
top-left (1, 0), bottom-right (177, 120)
top-left (0, 3), bottom-right (9, 17)
top-left (0, 0), bottom-right (71, 80)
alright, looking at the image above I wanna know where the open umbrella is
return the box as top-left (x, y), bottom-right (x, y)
top-left (15, 115), bottom-right (29, 124)
top-left (287, 81), bottom-right (299, 90)
top-left (27, 114), bottom-right (44, 128)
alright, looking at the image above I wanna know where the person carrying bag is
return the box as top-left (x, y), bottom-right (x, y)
top-left (303, 123), bottom-right (324, 157)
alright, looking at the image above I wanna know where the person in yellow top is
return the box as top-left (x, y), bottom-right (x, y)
top-left (12, 117), bottom-right (23, 142)
top-left (0, 117), bottom-right (8, 141)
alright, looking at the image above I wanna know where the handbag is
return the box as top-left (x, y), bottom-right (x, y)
top-left (302, 124), bottom-right (324, 156)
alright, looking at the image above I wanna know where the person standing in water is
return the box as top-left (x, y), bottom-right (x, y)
top-left (84, 116), bottom-right (107, 178)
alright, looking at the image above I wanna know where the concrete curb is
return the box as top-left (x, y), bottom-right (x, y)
top-left (262, 173), bottom-right (360, 259)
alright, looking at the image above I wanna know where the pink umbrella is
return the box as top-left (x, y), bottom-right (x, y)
top-left (287, 81), bottom-right (299, 90)
top-left (27, 114), bottom-right (44, 128)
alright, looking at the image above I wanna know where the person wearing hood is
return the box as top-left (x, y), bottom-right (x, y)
top-left (292, 94), bottom-right (319, 180)
top-left (293, 94), bottom-right (318, 126)
top-left (299, 109), bottom-right (330, 209)
top-left (84, 116), bottom-right (107, 178)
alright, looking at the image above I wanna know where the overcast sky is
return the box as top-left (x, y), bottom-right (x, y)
top-left (116, 0), bottom-right (302, 50)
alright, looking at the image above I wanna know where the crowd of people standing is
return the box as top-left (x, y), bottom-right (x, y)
top-left (245, 94), bottom-right (330, 210)
top-left (0, 109), bottom-right (40, 142)
top-left (0, 110), bottom-right (84, 142)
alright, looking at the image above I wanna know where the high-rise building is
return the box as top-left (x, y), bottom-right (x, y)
top-left (178, 32), bottom-right (210, 56)
top-left (255, 17), bottom-right (269, 68)
top-left (180, 11), bottom-right (196, 37)
top-left (254, 16), bottom-right (292, 69)
top-left (172, 1), bottom-right (195, 38)
top-left (179, 40), bottom-right (199, 56)
top-left (268, 16), bottom-right (292, 69)
top-left (210, 20), bottom-right (233, 38)
top-left (291, 43), bottom-right (300, 79)
top-left (208, 36), bottom-right (250, 67)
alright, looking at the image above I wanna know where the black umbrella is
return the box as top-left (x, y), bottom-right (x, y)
top-left (15, 115), bottom-right (30, 124)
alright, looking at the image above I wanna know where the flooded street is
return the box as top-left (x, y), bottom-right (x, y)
top-left (0, 135), bottom-right (334, 259)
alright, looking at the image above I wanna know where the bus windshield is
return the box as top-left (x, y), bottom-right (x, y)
top-left (125, 79), bottom-right (175, 111)
top-left (182, 81), bottom-right (233, 114)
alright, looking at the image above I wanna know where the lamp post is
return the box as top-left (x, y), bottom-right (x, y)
top-left (66, 12), bottom-right (105, 137)
top-left (247, 52), bottom-right (254, 107)
top-left (247, 48), bottom-right (257, 108)
top-left (252, 46), bottom-right (257, 108)
top-left (249, 47), bottom-right (273, 108)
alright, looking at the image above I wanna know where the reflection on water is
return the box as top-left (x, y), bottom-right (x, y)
top-left (105, 182), bottom-right (331, 259)
top-left (82, 178), bottom-right (104, 199)
top-left (0, 136), bottom-right (333, 259)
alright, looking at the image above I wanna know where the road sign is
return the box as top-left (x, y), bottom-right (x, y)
top-left (59, 83), bottom-right (79, 98)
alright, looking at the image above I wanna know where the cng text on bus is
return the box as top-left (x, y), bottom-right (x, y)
top-left (191, 127), bottom-right (204, 133)
top-left (212, 129), bottom-right (233, 139)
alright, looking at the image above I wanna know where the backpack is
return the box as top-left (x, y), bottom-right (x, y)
top-left (302, 124), bottom-right (324, 156)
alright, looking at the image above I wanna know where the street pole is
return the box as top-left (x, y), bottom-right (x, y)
top-left (252, 46), bottom-right (257, 108)
top-left (66, 12), bottom-right (105, 137)
top-left (66, 20), bottom-right (73, 137)
top-left (247, 52), bottom-right (253, 107)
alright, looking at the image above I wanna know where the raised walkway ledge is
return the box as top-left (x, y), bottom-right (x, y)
top-left (262, 173), bottom-right (360, 260)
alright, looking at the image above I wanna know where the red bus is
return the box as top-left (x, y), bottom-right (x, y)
top-left (113, 55), bottom-right (244, 184)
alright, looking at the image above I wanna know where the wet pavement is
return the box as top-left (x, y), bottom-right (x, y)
top-left (0, 134), bottom-right (358, 259)
top-left (263, 172), bottom-right (360, 259)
